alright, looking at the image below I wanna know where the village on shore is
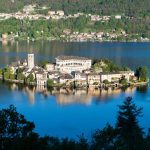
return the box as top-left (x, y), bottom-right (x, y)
top-left (0, 53), bottom-right (148, 89)
top-left (0, 4), bottom-right (149, 42)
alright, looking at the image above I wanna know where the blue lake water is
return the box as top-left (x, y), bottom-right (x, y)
top-left (0, 41), bottom-right (150, 139)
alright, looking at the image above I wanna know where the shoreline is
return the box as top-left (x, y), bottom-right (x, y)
top-left (0, 77), bottom-right (148, 90)
top-left (1, 38), bottom-right (150, 43)
top-left (1, 54), bottom-right (148, 91)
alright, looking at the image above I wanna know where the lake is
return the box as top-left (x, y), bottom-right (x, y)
top-left (0, 41), bottom-right (150, 139)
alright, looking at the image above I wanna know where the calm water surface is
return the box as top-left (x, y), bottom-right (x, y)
top-left (0, 41), bottom-right (150, 139)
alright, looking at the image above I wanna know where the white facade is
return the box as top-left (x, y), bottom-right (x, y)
top-left (115, 15), bottom-right (122, 19)
top-left (59, 74), bottom-right (74, 84)
top-left (28, 54), bottom-right (34, 69)
top-left (101, 73), bottom-right (122, 82)
top-left (46, 63), bottom-right (55, 71)
top-left (101, 71), bottom-right (134, 82)
top-left (36, 72), bottom-right (47, 86)
top-left (55, 56), bottom-right (92, 73)
top-left (87, 73), bottom-right (101, 85)
top-left (75, 72), bottom-right (87, 81)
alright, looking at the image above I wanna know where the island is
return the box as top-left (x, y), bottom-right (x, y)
top-left (0, 54), bottom-right (149, 89)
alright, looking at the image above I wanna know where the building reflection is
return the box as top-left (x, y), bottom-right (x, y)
top-left (7, 82), bottom-right (145, 106)
top-left (24, 86), bottom-right (35, 105)
top-left (56, 94), bottom-right (92, 105)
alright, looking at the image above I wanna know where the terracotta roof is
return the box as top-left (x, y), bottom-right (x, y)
top-left (56, 56), bottom-right (91, 61)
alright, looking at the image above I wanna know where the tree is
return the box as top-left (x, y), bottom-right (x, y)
top-left (103, 80), bottom-right (109, 84)
top-left (77, 134), bottom-right (89, 150)
top-left (47, 79), bottom-right (54, 87)
top-left (0, 68), bottom-right (2, 75)
top-left (0, 105), bottom-right (35, 149)
top-left (3, 67), bottom-right (15, 80)
top-left (116, 97), bottom-right (144, 150)
top-left (25, 73), bottom-right (35, 84)
top-left (17, 73), bottom-right (25, 81)
top-left (119, 78), bottom-right (128, 85)
top-left (92, 124), bottom-right (118, 150)
top-left (136, 66), bottom-right (148, 82)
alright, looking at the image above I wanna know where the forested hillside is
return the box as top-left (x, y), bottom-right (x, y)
top-left (0, 0), bottom-right (150, 16)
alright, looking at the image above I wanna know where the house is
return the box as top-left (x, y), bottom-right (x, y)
top-left (47, 71), bottom-right (61, 80)
top-left (87, 73), bottom-right (101, 85)
top-left (36, 71), bottom-right (47, 86)
top-left (101, 73), bottom-right (123, 83)
top-left (75, 72), bottom-right (87, 86)
top-left (23, 5), bottom-right (35, 14)
top-left (100, 71), bottom-right (135, 83)
top-left (115, 15), bottom-right (122, 19)
top-left (55, 56), bottom-right (92, 73)
top-left (48, 11), bottom-right (55, 16)
top-left (96, 32), bottom-right (104, 38)
top-left (119, 71), bottom-right (135, 81)
top-left (59, 74), bottom-right (74, 84)
top-left (45, 63), bottom-right (55, 72)
top-left (56, 10), bottom-right (65, 16)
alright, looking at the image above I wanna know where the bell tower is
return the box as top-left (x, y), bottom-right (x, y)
top-left (28, 54), bottom-right (34, 69)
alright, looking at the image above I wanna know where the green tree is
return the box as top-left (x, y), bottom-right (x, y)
top-left (3, 67), bottom-right (15, 80)
top-left (0, 69), bottom-right (3, 75)
top-left (116, 97), bottom-right (144, 150)
top-left (0, 105), bottom-right (35, 149)
top-left (92, 124), bottom-right (118, 150)
top-left (119, 78), bottom-right (128, 85)
top-left (47, 79), bottom-right (54, 87)
top-left (25, 73), bottom-right (35, 84)
top-left (136, 66), bottom-right (148, 82)
top-left (103, 80), bottom-right (109, 84)
top-left (77, 134), bottom-right (89, 150)
top-left (17, 73), bottom-right (25, 81)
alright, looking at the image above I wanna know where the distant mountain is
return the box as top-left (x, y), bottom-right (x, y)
top-left (0, 0), bottom-right (150, 16)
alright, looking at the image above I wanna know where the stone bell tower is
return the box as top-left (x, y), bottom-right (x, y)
top-left (28, 54), bottom-right (34, 69)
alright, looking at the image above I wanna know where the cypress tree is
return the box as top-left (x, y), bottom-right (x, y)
top-left (116, 97), bottom-right (144, 150)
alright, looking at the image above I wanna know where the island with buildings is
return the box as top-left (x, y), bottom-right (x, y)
top-left (0, 54), bottom-right (148, 89)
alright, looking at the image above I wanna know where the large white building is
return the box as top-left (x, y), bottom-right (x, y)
top-left (55, 56), bottom-right (92, 73)
top-left (28, 54), bottom-right (34, 69)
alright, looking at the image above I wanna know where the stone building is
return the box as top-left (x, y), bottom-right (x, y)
top-left (36, 71), bottom-right (47, 86)
top-left (28, 54), bottom-right (34, 69)
top-left (55, 56), bottom-right (92, 73)
top-left (87, 73), bottom-right (101, 85)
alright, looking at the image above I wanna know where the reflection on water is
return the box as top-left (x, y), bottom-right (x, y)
top-left (0, 41), bottom-right (150, 138)
top-left (6, 82), bottom-right (142, 105)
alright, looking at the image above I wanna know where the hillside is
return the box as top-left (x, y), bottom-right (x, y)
top-left (0, 0), bottom-right (150, 16)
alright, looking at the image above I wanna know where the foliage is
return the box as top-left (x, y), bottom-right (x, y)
top-left (119, 78), bottom-right (128, 85)
top-left (0, 105), bottom-right (35, 149)
top-left (41, 60), bottom-right (49, 68)
top-left (3, 67), bottom-right (15, 80)
top-left (136, 66), bottom-right (149, 82)
top-left (116, 97), bottom-right (144, 150)
top-left (0, 0), bottom-right (150, 18)
top-left (16, 68), bottom-right (25, 74)
top-left (103, 80), bottom-right (109, 84)
top-left (0, 1), bottom-right (149, 40)
top-left (0, 69), bottom-right (3, 75)
top-left (47, 79), bottom-right (54, 87)
top-left (93, 59), bottom-right (123, 73)
top-left (25, 73), bottom-right (35, 84)
top-left (0, 15), bottom-right (150, 41)
top-left (92, 124), bottom-right (118, 150)
top-left (17, 73), bottom-right (26, 81)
